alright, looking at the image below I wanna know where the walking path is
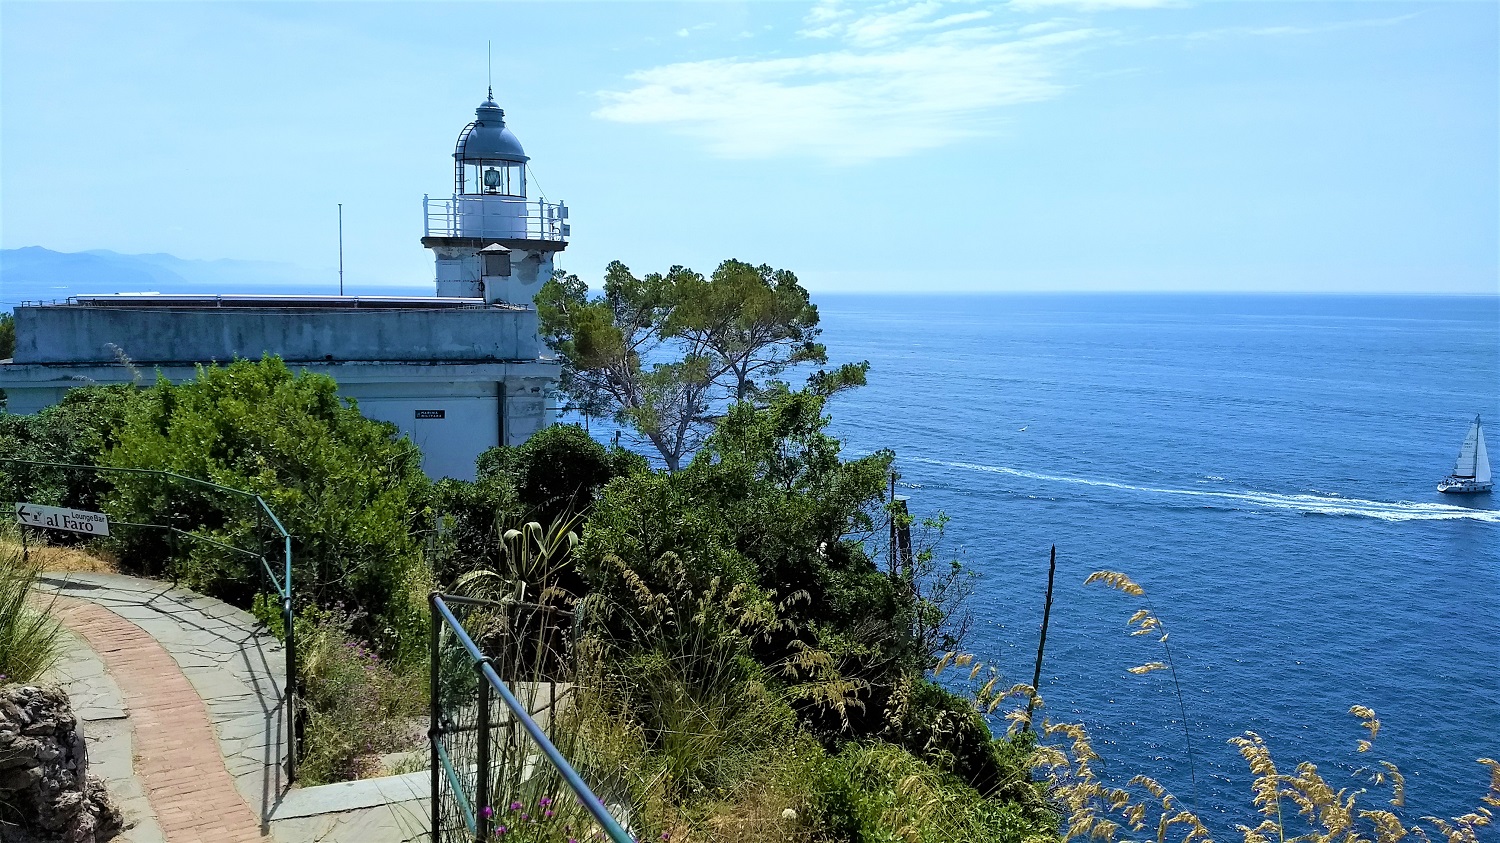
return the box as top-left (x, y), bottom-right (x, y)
top-left (38, 572), bottom-right (427, 843)
top-left (50, 625), bottom-right (164, 843)
top-left (50, 595), bottom-right (266, 843)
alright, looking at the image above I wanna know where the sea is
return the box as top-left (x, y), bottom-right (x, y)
top-left (6, 281), bottom-right (1497, 835)
top-left (808, 294), bottom-right (1499, 837)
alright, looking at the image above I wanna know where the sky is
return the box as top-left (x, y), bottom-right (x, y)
top-left (1, 1), bottom-right (1496, 295)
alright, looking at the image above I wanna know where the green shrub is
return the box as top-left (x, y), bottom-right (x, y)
top-left (433, 425), bottom-right (640, 590)
top-left (427, 473), bottom-right (520, 587)
top-left (101, 357), bottom-right (430, 646)
top-left (295, 606), bottom-right (426, 784)
top-left (579, 391), bottom-right (917, 739)
top-left (880, 676), bottom-right (1040, 802)
top-left (0, 312), bottom-right (14, 361)
top-left (807, 742), bottom-right (1051, 843)
top-left (475, 424), bottom-right (641, 524)
top-left (0, 385), bottom-right (142, 511)
top-left (0, 537), bottom-right (61, 684)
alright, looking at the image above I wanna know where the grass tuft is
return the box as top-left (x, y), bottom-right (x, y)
top-left (0, 534), bottom-right (63, 684)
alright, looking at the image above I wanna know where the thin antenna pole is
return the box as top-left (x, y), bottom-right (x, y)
top-left (488, 41), bottom-right (493, 99)
top-left (338, 204), bottom-right (344, 296)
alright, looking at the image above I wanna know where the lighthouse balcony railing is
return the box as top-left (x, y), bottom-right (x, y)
top-left (424, 195), bottom-right (570, 243)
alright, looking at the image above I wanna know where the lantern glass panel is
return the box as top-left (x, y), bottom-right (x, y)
top-left (464, 161), bottom-right (525, 197)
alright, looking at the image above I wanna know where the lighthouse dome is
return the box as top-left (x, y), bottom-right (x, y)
top-left (455, 94), bottom-right (528, 163)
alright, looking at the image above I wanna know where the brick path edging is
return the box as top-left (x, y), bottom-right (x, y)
top-left (53, 596), bottom-right (266, 843)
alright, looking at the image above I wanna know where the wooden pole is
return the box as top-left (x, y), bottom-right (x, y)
top-left (1025, 545), bottom-right (1057, 730)
top-left (888, 473), bottom-right (897, 576)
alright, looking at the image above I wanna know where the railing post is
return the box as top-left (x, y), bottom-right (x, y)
top-left (424, 194), bottom-right (430, 237)
top-left (283, 591), bottom-right (297, 782)
top-left (281, 526), bottom-right (297, 783)
top-left (429, 592), bottom-right (442, 842)
top-left (474, 656), bottom-right (492, 841)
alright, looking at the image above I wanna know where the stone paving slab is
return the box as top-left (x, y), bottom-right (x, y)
top-left (40, 571), bottom-right (437, 843)
top-left (48, 626), bottom-right (166, 843)
top-left (270, 770), bottom-right (427, 820)
top-left (269, 800), bottom-right (428, 843)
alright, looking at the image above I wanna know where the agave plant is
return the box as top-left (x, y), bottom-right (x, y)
top-left (451, 512), bottom-right (582, 606)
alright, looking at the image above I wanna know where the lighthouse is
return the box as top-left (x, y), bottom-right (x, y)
top-left (0, 89), bottom-right (566, 481)
top-left (422, 90), bottom-right (569, 307)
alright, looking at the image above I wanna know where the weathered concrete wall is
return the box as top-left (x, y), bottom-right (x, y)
top-left (13, 306), bottom-right (542, 365)
top-left (432, 245), bottom-right (553, 308)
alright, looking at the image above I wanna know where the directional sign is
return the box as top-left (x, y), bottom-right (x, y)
top-left (14, 502), bottom-right (111, 536)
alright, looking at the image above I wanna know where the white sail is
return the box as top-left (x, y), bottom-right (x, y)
top-left (1476, 418), bottom-right (1491, 484)
top-left (1452, 418), bottom-right (1480, 478)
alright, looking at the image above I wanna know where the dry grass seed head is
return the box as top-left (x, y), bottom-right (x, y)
top-left (1351, 705), bottom-right (1381, 749)
top-left (1383, 761), bottom-right (1407, 808)
top-left (1085, 571), bottom-right (1146, 597)
top-left (1478, 758), bottom-right (1500, 808)
top-left (1359, 809), bottom-right (1410, 843)
top-left (1229, 733), bottom-right (1283, 817)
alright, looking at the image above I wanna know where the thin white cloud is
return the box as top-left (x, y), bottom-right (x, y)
top-left (1010, 0), bottom-right (1179, 10)
top-left (597, 3), bottom-right (1099, 164)
top-left (676, 22), bottom-right (716, 38)
top-left (1173, 13), bottom-right (1421, 41)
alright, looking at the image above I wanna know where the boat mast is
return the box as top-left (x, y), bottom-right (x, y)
top-left (1475, 415), bottom-right (1484, 479)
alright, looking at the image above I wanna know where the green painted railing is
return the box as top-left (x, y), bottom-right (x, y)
top-left (429, 592), bottom-right (632, 843)
top-left (1, 457), bottom-right (300, 781)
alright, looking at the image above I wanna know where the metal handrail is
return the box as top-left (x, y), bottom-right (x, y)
top-left (1, 457), bottom-right (299, 780)
top-left (422, 194), bottom-right (570, 242)
top-left (429, 592), bottom-right (632, 843)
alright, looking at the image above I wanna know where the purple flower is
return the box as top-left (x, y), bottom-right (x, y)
top-left (510, 801), bottom-right (523, 811)
top-left (494, 826), bottom-right (507, 836)
top-left (544, 809), bottom-right (555, 819)
top-left (539, 797), bottom-right (553, 807)
top-left (480, 806), bottom-right (494, 819)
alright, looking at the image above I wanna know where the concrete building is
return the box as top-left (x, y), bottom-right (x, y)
top-left (0, 91), bottom-right (568, 480)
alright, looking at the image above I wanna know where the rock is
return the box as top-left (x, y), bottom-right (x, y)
top-left (0, 684), bottom-right (123, 843)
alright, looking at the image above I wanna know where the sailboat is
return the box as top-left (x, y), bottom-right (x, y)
top-left (1437, 415), bottom-right (1492, 494)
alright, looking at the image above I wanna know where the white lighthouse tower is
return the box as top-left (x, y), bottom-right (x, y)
top-left (422, 90), bottom-right (569, 306)
top-left (0, 89), bottom-right (569, 481)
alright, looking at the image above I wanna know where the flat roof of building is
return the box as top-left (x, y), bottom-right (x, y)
top-left (25, 293), bottom-right (521, 311)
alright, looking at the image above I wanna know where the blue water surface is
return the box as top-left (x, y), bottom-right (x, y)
top-left (812, 294), bottom-right (1499, 836)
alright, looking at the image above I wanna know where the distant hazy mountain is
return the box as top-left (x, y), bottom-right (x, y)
top-left (1, 246), bottom-right (332, 303)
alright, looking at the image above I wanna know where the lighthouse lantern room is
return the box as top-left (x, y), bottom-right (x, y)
top-left (423, 90), bottom-right (568, 304)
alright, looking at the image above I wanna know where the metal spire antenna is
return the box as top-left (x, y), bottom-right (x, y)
top-left (338, 203), bottom-right (344, 295)
top-left (487, 41), bottom-right (493, 100)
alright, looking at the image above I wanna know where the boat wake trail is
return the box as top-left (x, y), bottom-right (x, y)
top-left (907, 457), bottom-right (1500, 523)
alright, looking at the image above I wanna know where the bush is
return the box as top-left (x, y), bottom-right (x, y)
top-left (101, 357), bottom-right (430, 647)
top-left (0, 536), bottom-right (61, 684)
top-left (476, 424), bottom-right (643, 524)
top-left (432, 425), bottom-right (641, 589)
top-left (0, 312), bottom-right (13, 361)
top-left (579, 391), bottom-right (916, 739)
top-left (807, 742), bottom-right (1050, 843)
top-left (880, 676), bottom-right (1039, 802)
top-left (295, 606), bottom-right (426, 784)
top-left (0, 385), bottom-right (142, 512)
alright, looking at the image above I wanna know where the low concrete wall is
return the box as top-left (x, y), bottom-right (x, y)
top-left (15, 305), bottom-right (542, 365)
